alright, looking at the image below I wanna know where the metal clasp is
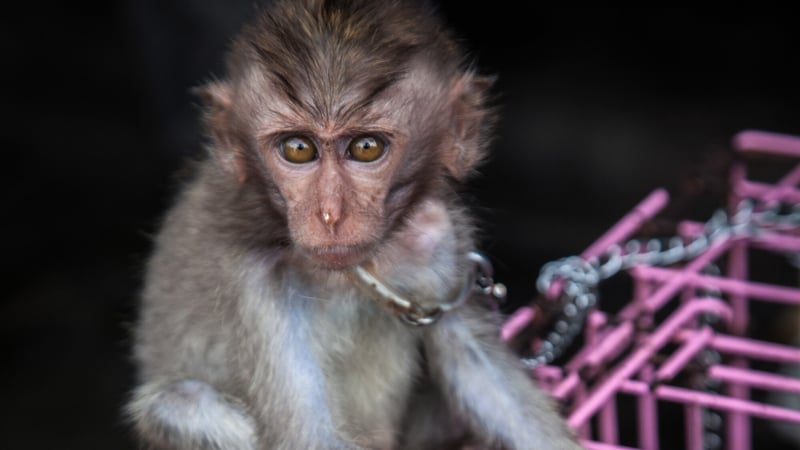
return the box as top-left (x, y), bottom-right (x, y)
top-left (349, 251), bottom-right (506, 326)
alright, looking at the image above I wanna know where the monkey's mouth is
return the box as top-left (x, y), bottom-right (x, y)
top-left (305, 244), bottom-right (372, 270)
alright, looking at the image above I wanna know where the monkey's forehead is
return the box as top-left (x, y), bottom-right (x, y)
top-left (234, 57), bottom-right (453, 138)
top-left (236, 0), bottom-right (461, 69)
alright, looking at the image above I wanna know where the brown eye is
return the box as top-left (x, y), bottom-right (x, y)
top-left (348, 135), bottom-right (385, 162)
top-left (281, 136), bottom-right (317, 163)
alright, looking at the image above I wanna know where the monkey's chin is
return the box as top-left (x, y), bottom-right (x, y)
top-left (304, 244), bottom-right (372, 270)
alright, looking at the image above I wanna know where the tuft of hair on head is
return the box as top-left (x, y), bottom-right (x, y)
top-left (195, 0), bottom-right (496, 186)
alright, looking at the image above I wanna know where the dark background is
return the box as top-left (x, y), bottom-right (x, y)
top-left (3, 2), bottom-right (799, 448)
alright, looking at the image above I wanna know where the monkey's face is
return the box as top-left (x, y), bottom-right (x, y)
top-left (260, 126), bottom-right (411, 270)
top-left (228, 69), bottom-right (442, 271)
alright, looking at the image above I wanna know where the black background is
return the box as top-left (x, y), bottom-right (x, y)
top-left (3, 2), bottom-right (799, 448)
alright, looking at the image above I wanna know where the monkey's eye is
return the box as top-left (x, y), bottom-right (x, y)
top-left (280, 136), bottom-right (317, 164)
top-left (348, 135), bottom-right (385, 162)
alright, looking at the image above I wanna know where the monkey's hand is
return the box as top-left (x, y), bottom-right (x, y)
top-left (127, 379), bottom-right (258, 450)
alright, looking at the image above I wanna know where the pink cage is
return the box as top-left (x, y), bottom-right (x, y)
top-left (502, 130), bottom-right (800, 449)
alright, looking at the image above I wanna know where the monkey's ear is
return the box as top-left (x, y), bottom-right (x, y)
top-left (444, 73), bottom-right (496, 180)
top-left (193, 81), bottom-right (249, 183)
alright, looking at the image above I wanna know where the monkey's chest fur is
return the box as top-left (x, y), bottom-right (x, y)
top-left (240, 267), bottom-right (428, 447)
top-left (306, 295), bottom-right (422, 443)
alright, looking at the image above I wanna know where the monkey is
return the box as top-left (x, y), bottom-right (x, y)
top-left (126, 0), bottom-right (583, 449)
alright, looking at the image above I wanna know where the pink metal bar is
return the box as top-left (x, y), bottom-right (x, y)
top-left (727, 229), bottom-right (749, 333)
top-left (732, 130), bottom-right (800, 157)
top-left (729, 159), bottom-right (747, 211)
top-left (533, 364), bottom-right (563, 381)
top-left (724, 205), bottom-right (749, 450)
top-left (737, 179), bottom-right (800, 204)
top-left (575, 382), bottom-right (591, 440)
top-left (552, 372), bottom-right (581, 400)
top-left (655, 326), bottom-right (714, 382)
top-left (676, 220), bottom-right (704, 238)
top-left (750, 233), bottom-right (800, 253)
top-left (599, 395), bottom-right (619, 445)
top-left (500, 306), bottom-right (534, 342)
top-left (583, 441), bottom-right (640, 450)
top-left (679, 220), bottom-right (800, 253)
top-left (584, 321), bottom-right (635, 368)
top-left (567, 299), bottom-right (732, 428)
top-left (619, 380), bottom-right (800, 423)
top-left (533, 365), bottom-right (564, 393)
top-left (773, 157), bottom-right (800, 185)
top-left (564, 312), bottom-right (616, 374)
top-left (739, 159), bottom-right (800, 206)
top-left (685, 402), bottom-right (704, 450)
top-left (708, 365), bottom-right (800, 394)
top-left (584, 310), bottom-right (607, 349)
top-left (637, 365), bottom-right (659, 450)
top-left (633, 266), bottom-right (800, 305)
top-left (655, 384), bottom-right (800, 424)
top-left (581, 189), bottom-right (670, 260)
top-left (762, 163), bottom-right (800, 203)
top-left (675, 331), bottom-right (800, 364)
top-left (633, 269), bottom-right (655, 304)
top-left (637, 388), bottom-right (659, 450)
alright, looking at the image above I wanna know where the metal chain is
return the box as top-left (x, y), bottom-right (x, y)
top-left (523, 199), bottom-right (800, 368)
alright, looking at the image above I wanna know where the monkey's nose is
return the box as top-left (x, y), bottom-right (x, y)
top-left (321, 209), bottom-right (339, 233)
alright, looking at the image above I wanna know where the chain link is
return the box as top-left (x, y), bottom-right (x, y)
top-left (523, 199), bottom-right (800, 368)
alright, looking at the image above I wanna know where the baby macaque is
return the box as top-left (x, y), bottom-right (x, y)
top-left (127, 0), bottom-right (582, 449)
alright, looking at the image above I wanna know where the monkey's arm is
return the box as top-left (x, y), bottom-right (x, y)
top-left (424, 308), bottom-right (583, 450)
